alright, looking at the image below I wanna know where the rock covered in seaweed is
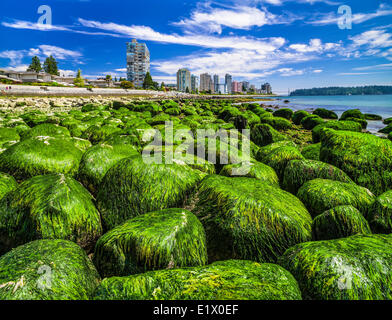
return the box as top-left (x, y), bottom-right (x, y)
top-left (193, 175), bottom-right (312, 263)
top-left (93, 208), bottom-right (207, 277)
top-left (78, 143), bottom-right (139, 194)
top-left (219, 161), bottom-right (279, 186)
top-left (250, 123), bottom-right (288, 147)
top-left (20, 123), bottom-right (71, 140)
top-left (96, 155), bottom-right (203, 230)
top-left (0, 172), bottom-right (17, 201)
top-left (94, 260), bottom-right (302, 300)
top-left (282, 159), bottom-right (353, 194)
top-left (312, 206), bottom-right (371, 240)
top-left (0, 240), bottom-right (100, 300)
top-left (368, 190), bottom-right (392, 233)
top-left (279, 234), bottom-right (392, 300)
top-left (320, 129), bottom-right (392, 196)
top-left (0, 174), bottom-right (102, 254)
top-left (297, 179), bottom-right (375, 217)
top-left (301, 143), bottom-right (321, 160)
top-left (312, 120), bottom-right (362, 143)
top-left (260, 145), bottom-right (304, 180)
top-left (0, 136), bottom-right (83, 180)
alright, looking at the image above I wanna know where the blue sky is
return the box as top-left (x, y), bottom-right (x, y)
top-left (1, 0), bottom-right (392, 94)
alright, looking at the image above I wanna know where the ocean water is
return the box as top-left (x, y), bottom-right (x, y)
top-left (258, 95), bottom-right (392, 134)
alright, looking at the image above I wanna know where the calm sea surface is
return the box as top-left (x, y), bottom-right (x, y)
top-left (257, 95), bottom-right (392, 134)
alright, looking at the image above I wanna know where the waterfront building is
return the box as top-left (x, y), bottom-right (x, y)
top-left (200, 73), bottom-right (214, 92)
top-left (191, 74), bottom-right (199, 92)
top-left (126, 39), bottom-right (150, 88)
top-left (261, 82), bottom-right (272, 94)
top-left (177, 68), bottom-right (191, 92)
top-left (225, 74), bottom-right (232, 94)
top-left (213, 74), bottom-right (219, 93)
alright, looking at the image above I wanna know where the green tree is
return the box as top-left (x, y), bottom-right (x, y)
top-left (185, 87), bottom-right (190, 93)
top-left (43, 55), bottom-right (59, 75)
top-left (120, 81), bottom-right (134, 89)
top-left (27, 56), bottom-right (42, 73)
top-left (143, 72), bottom-right (154, 89)
top-left (73, 69), bottom-right (85, 87)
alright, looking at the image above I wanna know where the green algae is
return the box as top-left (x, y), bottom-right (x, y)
top-left (368, 190), bottom-right (392, 233)
top-left (0, 136), bottom-right (83, 180)
top-left (312, 120), bottom-right (362, 143)
top-left (96, 155), bottom-right (203, 230)
top-left (297, 179), bottom-right (376, 217)
top-left (219, 160), bottom-right (279, 186)
top-left (312, 206), bottom-right (371, 240)
top-left (0, 174), bottom-right (102, 254)
top-left (250, 123), bottom-right (288, 147)
top-left (0, 172), bottom-right (17, 200)
top-left (78, 143), bottom-right (139, 194)
top-left (320, 129), bottom-right (392, 196)
top-left (279, 234), bottom-right (392, 300)
top-left (282, 159), bottom-right (353, 194)
top-left (301, 143), bottom-right (321, 160)
top-left (193, 175), bottom-right (312, 263)
top-left (94, 260), bottom-right (302, 300)
top-left (93, 208), bottom-right (207, 277)
top-left (0, 240), bottom-right (100, 300)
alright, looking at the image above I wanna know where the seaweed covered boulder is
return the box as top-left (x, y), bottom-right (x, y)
top-left (0, 240), bottom-right (100, 300)
top-left (96, 155), bottom-right (203, 230)
top-left (0, 174), bottom-right (102, 254)
top-left (193, 175), bottom-right (312, 263)
top-left (340, 109), bottom-right (365, 121)
top-left (312, 206), bottom-right (371, 240)
top-left (261, 117), bottom-right (292, 130)
top-left (313, 108), bottom-right (338, 120)
top-left (368, 190), bottom-right (392, 233)
top-left (320, 129), bottom-right (392, 195)
top-left (0, 136), bottom-right (83, 180)
top-left (282, 159), bottom-right (353, 194)
top-left (93, 208), bottom-right (207, 277)
top-left (219, 161), bottom-right (279, 186)
top-left (0, 128), bottom-right (20, 148)
top-left (256, 140), bottom-right (297, 162)
top-left (78, 144), bottom-right (139, 194)
top-left (301, 115), bottom-right (324, 130)
top-left (292, 110), bottom-right (309, 125)
top-left (301, 143), bottom-right (320, 160)
top-left (20, 123), bottom-right (70, 140)
top-left (297, 179), bottom-right (375, 217)
top-left (273, 108), bottom-right (294, 120)
top-left (279, 234), bottom-right (392, 300)
top-left (0, 172), bottom-right (17, 200)
top-left (250, 123), bottom-right (288, 147)
top-left (94, 260), bottom-right (302, 300)
top-left (260, 146), bottom-right (304, 180)
top-left (312, 120), bottom-right (362, 143)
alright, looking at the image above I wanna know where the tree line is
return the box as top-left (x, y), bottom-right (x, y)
top-left (290, 86), bottom-right (392, 96)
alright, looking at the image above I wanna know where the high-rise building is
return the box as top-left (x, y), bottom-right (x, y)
top-left (231, 81), bottom-right (242, 93)
top-left (191, 74), bottom-right (199, 92)
top-left (225, 74), bottom-right (232, 94)
top-left (213, 74), bottom-right (219, 93)
top-left (242, 81), bottom-right (250, 92)
top-left (126, 39), bottom-right (150, 88)
top-left (177, 68), bottom-right (191, 92)
top-left (200, 73), bottom-right (214, 92)
top-left (261, 82), bottom-right (272, 94)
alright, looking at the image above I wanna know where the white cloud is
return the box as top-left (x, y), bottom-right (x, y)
top-left (77, 18), bottom-right (286, 53)
top-left (353, 63), bottom-right (392, 71)
top-left (349, 29), bottom-right (392, 49)
top-left (289, 39), bottom-right (341, 53)
top-left (172, 6), bottom-right (298, 34)
top-left (0, 45), bottom-right (83, 67)
top-left (308, 4), bottom-right (392, 26)
top-left (313, 69), bottom-right (323, 73)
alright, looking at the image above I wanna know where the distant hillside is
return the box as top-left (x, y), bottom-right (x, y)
top-left (290, 86), bottom-right (392, 96)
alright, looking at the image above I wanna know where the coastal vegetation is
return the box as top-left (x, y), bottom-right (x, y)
top-left (0, 96), bottom-right (391, 300)
top-left (290, 86), bottom-right (392, 96)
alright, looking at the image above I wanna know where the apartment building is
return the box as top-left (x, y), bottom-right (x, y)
top-left (126, 39), bottom-right (150, 88)
top-left (176, 68), bottom-right (191, 92)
